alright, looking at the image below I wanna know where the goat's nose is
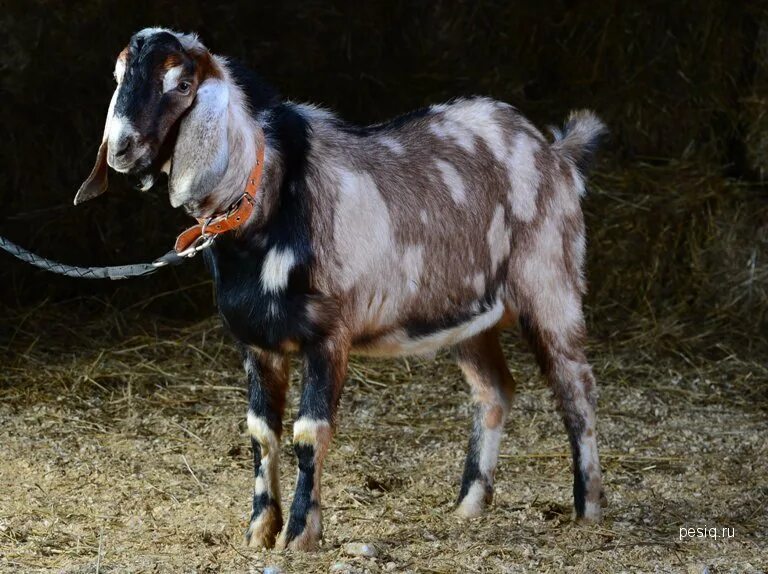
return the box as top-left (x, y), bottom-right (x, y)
top-left (112, 136), bottom-right (133, 157)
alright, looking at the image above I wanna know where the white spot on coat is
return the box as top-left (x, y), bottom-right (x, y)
top-left (293, 417), bottom-right (332, 445)
top-left (247, 412), bottom-right (279, 455)
top-left (486, 205), bottom-right (510, 272)
top-left (520, 217), bottom-right (583, 336)
top-left (435, 159), bottom-right (468, 204)
top-left (261, 247), bottom-right (296, 292)
top-left (441, 99), bottom-right (506, 162)
top-left (478, 424), bottom-right (503, 477)
top-left (507, 134), bottom-right (540, 221)
top-left (401, 245), bottom-right (424, 293)
top-left (254, 474), bottom-right (267, 496)
top-left (333, 170), bottom-right (394, 291)
top-left (472, 273), bottom-right (485, 296)
top-left (378, 135), bottom-right (405, 156)
top-left (429, 120), bottom-right (476, 153)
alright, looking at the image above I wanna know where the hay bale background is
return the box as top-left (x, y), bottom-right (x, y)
top-left (0, 1), bottom-right (766, 347)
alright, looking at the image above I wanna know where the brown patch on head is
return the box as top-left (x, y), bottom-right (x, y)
top-left (162, 53), bottom-right (184, 70)
top-left (190, 49), bottom-right (222, 83)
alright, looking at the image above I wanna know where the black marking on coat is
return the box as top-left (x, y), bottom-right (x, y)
top-left (285, 443), bottom-right (317, 541)
top-left (297, 347), bottom-right (337, 422)
top-left (338, 106), bottom-right (433, 137)
top-left (405, 290), bottom-right (498, 340)
top-left (251, 491), bottom-right (271, 516)
top-left (250, 438), bottom-right (263, 474)
top-left (457, 408), bottom-right (483, 503)
top-left (569, 434), bottom-right (587, 517)
top-left (205, 103), bottom-right (319, 351)
top-left (247, 356), bottom-right (284, 433)
top-left (519, 313), bottom-right (553, 376)
top-left (227, 58), bottom-right (281, 113)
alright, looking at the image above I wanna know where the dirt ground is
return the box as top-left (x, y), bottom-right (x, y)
top-left (0, 310), bottom-right (766, 574)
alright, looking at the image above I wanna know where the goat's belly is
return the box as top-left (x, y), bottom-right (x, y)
top-left (352, 299), bottom-right (506, 357)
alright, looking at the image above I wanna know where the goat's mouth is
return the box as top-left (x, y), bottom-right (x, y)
top-left (107, 146), bottom-right (153, 175)
top-left (131, 134), bottom-right (179, 192)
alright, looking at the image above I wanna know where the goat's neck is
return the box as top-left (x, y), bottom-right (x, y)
top-left (210, 86), bottom-right (281, 234)
top-left (207, 95), bottom-right (259, 214)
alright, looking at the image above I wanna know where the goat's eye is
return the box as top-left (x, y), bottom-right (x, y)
top-left (177, 81), bottom-right (191, 94)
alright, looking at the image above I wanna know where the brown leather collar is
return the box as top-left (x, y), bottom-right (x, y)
top-left (174, 144), bottom-right (266, 254)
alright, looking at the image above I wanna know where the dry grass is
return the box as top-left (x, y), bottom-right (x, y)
top-left (0, 303), bottom-right (765, 573)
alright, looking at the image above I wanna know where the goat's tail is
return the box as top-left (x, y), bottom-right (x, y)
top-left (550, 110), bottom-right (607, 175)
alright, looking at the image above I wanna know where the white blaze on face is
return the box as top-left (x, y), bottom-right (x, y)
top-left (163, 65), bottom-right (185, 93)
top-left (106, 113), bottom-right (139, 169)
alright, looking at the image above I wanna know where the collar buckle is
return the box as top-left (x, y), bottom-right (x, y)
top-left (175, 234), bottom-right (215, 258)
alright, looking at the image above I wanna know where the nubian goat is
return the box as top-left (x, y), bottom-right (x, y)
top-left (75, 28), bottom-right (607, 550)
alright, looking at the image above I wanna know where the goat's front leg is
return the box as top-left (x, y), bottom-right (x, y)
top-left (276, 336), bottom-right (349, 551)
top-left (244, 349), bottom-right (290, 549)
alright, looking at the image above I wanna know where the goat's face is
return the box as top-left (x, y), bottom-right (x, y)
top-left (75, 29), bottom-right (229, 209)
top-left (106, 32), bottom-right (200, 175)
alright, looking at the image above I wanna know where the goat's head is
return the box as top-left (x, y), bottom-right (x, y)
top-left (75, 28), bottom-right (230, 209)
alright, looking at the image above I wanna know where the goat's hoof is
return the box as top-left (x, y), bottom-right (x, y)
top-left (454, 501), bottom-right (486, 519)
top-left (245, 504), bottom-right (282, 549)
top-left (576, 487), bottom-right (607, 523)
top-left (576, 502), bottom-right (603, 524)
top-left (454, 482), bottom-right (491, 519)
top-left (275, 507), bottom-right (322, 551)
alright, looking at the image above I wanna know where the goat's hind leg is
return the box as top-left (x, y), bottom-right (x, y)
top-left (454, 329), bottom-right (515, 518)
top-left (520, 301), bottom-right (604, 522)
top-left (244, 349), bottom-right (290, 548)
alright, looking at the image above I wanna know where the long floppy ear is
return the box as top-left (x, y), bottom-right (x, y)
top-left (74, 89), bottom-right (118, 205)
top-left (169, 78), bottom-right (230, 208)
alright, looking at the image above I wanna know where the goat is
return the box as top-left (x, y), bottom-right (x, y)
top-left (75, 28), bottom-right (607, 551)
